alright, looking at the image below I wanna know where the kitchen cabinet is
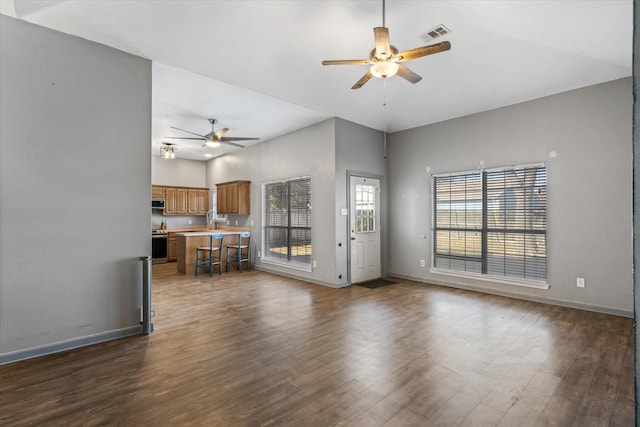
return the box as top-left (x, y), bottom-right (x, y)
top-left (188, 189), bottom-right (210, 214)
top-left (164, 187), bottom-right (178, 214)
top-left (156, 186), bottom-right (209, 215)
top-left (176, 188), bottom-right (188, 214)
top-left (188, 190), bottom-right (198, 214)
top-left (167, 233), bottom-right (178, 262)
top-left (152, 186), bottom-right (164, 199)
top-left (218, 185), bottom-right (228, 214)
top-left (197, 189), bottom-right (209, 214)
top-left (216, 180), bottom-right (250, 215)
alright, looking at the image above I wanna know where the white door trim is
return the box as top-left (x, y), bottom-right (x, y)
top-left (347, 170), bottom-right (384, 284)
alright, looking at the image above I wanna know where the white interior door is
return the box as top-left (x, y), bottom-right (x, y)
top-left (350, 176), bottom-right (381, 283)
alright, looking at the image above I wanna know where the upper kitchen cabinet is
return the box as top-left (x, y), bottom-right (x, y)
top-left (160, 186), bottom-right (208, 215)
top-left (164, 187), bottom-right (178, 214)
top-left (176, 188), bottom-right (188, 214)
top-left (217, 180), bottom-right (250, 215)
top-left (188, 189), bottom-right (210, 214)
top-left (152, 186), bottom-right (164, 199)
top-left (162, 187), bottom-right (181, 215)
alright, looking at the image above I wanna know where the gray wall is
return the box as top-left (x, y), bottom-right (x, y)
top-left (152, 156), bottom-right (207, 188)
top-left (334, 118), bottom-right (386, 284)
top-left (388, 78), bottom-right (632, 316)
top-left (0, 16), bottom-right (151, 362)
top-left (632, 0), bottom-right (639, 419)
top-left (206, 119), bottom-right (338, 286)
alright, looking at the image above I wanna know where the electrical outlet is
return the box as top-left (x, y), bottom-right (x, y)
top-left (577, 277), bottom-right (585, 288)
top-left (250, 220), bottom-right (254, 226)
top-left (313, 260), bottom-right (317, 268)
top-left (420, 259), bottom-right (426, 267)
top-left (258, 251), bottom-right (261, 258)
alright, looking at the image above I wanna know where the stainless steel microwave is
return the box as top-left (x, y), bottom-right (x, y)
top-left (152, 199), bottom-right (165, 209)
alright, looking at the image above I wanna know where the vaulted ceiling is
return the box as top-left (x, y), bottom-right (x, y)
top-left (1, 1), bottom-right (632, 160)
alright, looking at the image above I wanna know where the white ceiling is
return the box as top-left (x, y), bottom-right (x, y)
top-left (1, 0), bottom-right (632, 161)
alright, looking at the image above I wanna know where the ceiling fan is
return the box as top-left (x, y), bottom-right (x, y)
top-left (167, 118), bottom-right (259, 148)
top-left (322, 0), bottom-right (451, 89)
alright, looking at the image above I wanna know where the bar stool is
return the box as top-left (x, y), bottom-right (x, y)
top-left (226, 232), bottom-right (251, 272)
top-left (195, 233), bottom-right (224, 277)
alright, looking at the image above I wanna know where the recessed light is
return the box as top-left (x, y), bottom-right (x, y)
top-left (204, 153), bottom-right (213, 158)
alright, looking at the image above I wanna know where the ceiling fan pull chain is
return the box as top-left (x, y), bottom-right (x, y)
top-left (383, 78), bottom-right (388, 158)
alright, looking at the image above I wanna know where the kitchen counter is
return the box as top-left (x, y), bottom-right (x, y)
top-left (176, 228), bottom-right (251, 275)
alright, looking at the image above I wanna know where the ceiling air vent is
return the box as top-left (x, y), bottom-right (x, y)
top-left (419, 25), bottom-right (451, 43)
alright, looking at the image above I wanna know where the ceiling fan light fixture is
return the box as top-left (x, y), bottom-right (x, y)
top-left (205, 140), bottom-right (221, 148)
top-left (370, 61), bottom-right (399, 79)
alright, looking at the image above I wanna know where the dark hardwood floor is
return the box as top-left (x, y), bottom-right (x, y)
top-left (1, 264), bottom-right (634, 426)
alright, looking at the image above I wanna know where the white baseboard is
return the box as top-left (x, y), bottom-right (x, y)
top-left (390, 272), bottom-right (633, 318)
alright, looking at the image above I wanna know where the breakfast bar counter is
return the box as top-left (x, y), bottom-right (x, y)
top-left (175, 229), bottom-right (249, 274)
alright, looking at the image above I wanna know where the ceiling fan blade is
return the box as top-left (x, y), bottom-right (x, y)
top-left (166, 137), bottom-right (206, 140)
top-left (220, 137), bottom-right (260, 142)
top-left (374, 27), bottom-right (391, 59)
top-left (394, 41), bottom-right (451, 62)
top-left (322, 59), bottom-right (372, 66)
top-left (352, 70), bottom-right (374, 90)
top-left (170, 126), bottom-right (207, 138)
top-left (214, 127), bottom-right (229, 140)
top-left (396, 64), bottom-right (422, 84)
top-left (222, 141), bottom-right (246, 148)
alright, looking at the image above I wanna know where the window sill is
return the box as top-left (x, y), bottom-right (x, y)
top-left (429, 268), bottom-right (549, 290)
top-left (260, 257), bottom-right (313, 273)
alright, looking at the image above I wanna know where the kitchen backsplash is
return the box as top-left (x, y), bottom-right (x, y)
top-left (151, 212), bottom-right (206, 230)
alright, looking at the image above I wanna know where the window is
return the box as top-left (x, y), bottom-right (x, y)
top-left (355, 183), bottom-right (376, 233)
top-left (433, 163), bottom-right (546, 283)
top-left (263, 177), bottom-right (312, 269)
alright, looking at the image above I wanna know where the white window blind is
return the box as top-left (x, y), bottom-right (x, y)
top-left (433, 164), bottom-right (547, 283)
top-left (263, 177), bottom-right (312, 268)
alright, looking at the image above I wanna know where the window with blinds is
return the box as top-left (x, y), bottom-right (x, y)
top-left (433, 164), bottom-right (546, 283)
top-left (263, 177), bottom-right (312, 269)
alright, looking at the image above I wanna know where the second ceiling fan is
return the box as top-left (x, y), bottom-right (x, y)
top-left (168, 118), bottom-right (259, 148)
top-left (322, 0), bottom-right (451, 89)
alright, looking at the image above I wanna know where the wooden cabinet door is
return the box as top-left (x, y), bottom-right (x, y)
top-left (227, 183), bottom-right (239, 213)
top-left (164, 187), bottom-right (177, 214)
top-left (217, 184), bottom-right (228, 214)
top-left (237, 181), bottom-right (250, 215)
top-left (197, 189), bottom-right (209, 214)
top-left (177, 188), bottom-right (188, 214)
top-left (167, 236), bottom-right (177, 262)
top-left (187, 189), bottom-right (199, 214)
